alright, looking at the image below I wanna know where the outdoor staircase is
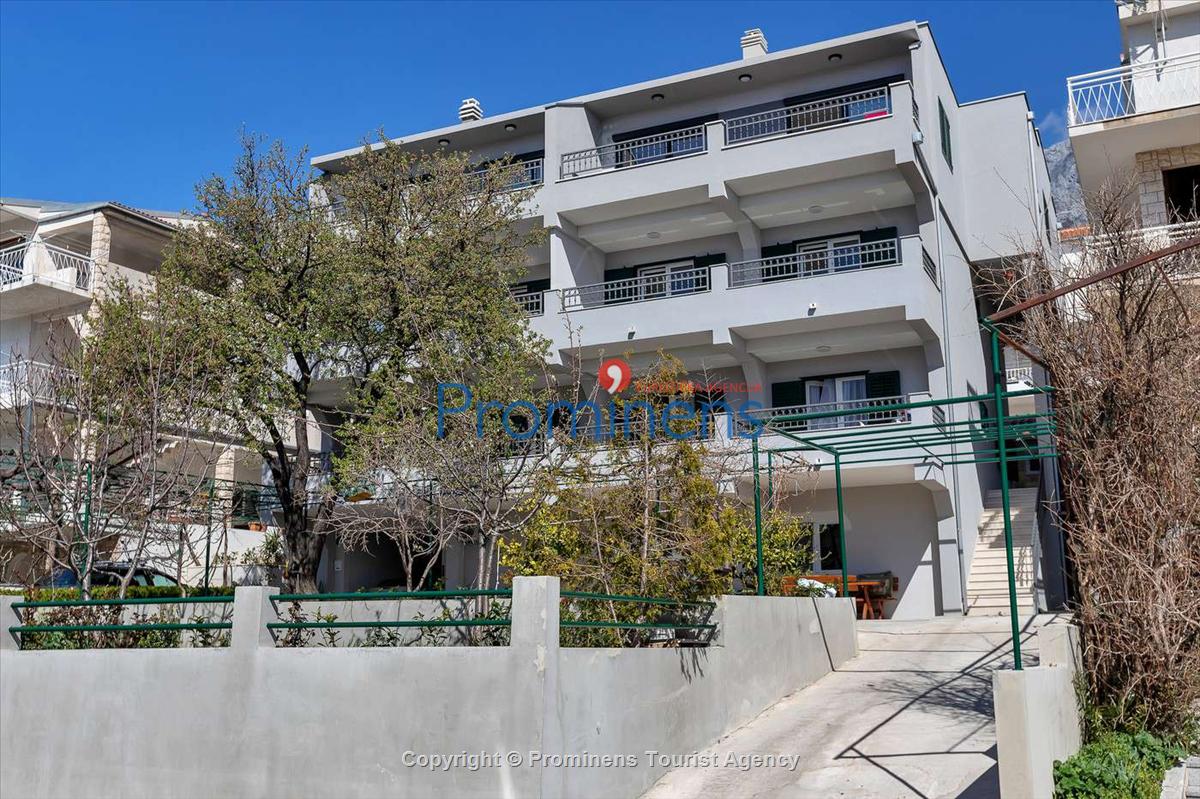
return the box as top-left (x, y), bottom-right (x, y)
top-left (966, 487), bottom-right (1038, 616)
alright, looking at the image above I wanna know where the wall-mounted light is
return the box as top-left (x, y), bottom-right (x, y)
top-left (647, 231), bottom-right (662, 239)
top-left (437, 138), bottom-right (450, 146)
top-left (815, 344), bottom-right (832, 352)
top-left (828, 53), bottom-right (843, 62)
top-left (651, 93), bottom-right (665, 102)
top-left (738, 74), bottom-right (753, 83)
top-left (808, 205), bottom-right (824, 214)
top-left (504, 123), bottom-right (517, 132)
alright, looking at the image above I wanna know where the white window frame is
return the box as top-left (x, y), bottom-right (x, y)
top-left (637, 260), bottom-right (696, 300)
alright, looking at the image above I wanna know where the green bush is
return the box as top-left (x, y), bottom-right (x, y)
top-left (1053, 731), bottom-right (1185, 799)
top-left (3, 585), bottom-right (235, 602)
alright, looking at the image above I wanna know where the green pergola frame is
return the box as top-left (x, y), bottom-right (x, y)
top-left (749, 322), bottom-right (1055, 669)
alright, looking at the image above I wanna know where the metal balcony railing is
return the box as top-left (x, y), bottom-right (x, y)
top-left (512, 290), bottom-right (544, 317)
top-left (725, 86), bottom-right (891, 144)
top-left (728, 238), bottom-right (900, 288)
top-left (0, 360), bottom-right (67, 409)
top-left (0, 241), bottom-right (94, 290)
top-left (559, 266), bottom-right (710, 312)
top-left (744, 394), bottom-right (911, 433)
top-left (470, 158), bottom-right (544, 190)
top-left (560, 126), bottom-right (707, 178)
top-left (1081, 220), bottom-right (1200, 250)
top-left (1006, 366), bottom-right (1034, 385)
top-left (1067, 52), bottom-right (1200, 125)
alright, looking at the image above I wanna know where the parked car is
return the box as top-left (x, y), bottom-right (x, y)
top-left (36, 562), bottom-right (179, 589)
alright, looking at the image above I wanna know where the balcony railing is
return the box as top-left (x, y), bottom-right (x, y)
top-left (470, 158), bottom-right (544, 191)
top-left (0, 360), bottom-right (66, 409)
top-left (744, 395), bottom-right (911, 433)
top-left (728, 238), bottom-right (900, 288)
top-left (725, 87), bottom-right (891, 145)
top-left (559, 266), bottom-right (710, 312)
top-left (1006, 366), bottom-right (1034, 385)
top-left (0, 241), bottom-right (94, 291)
top-left (512, 290), bottom-right (545, 317)
top-left (1067, 52), bottom-right (1200, 125)
top-left (1081, 219), bottom-right (1200, 249)
top-left (560, 126), bottom-right (707, 178)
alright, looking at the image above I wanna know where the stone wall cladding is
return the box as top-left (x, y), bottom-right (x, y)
top-left (1135, 145), bottom-right (1200, 226)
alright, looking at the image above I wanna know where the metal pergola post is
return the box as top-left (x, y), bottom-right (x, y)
top-left (987, 322), bottom-right (1024, 669)
top-left (747, 373), bottom-right (1050, 670)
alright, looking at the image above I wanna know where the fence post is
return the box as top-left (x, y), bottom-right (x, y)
top-left (0, 596), bottom-right (19, 652)
top-left (231, 586), bottom-right (279, 651)
top-left (512, 576), bottom-right (561, 798)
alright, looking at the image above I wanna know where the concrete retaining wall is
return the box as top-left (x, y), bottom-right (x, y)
top-left (993, 622), bottom-right (1083, 799)
top-left (0, 580), bottom-right (857, 799)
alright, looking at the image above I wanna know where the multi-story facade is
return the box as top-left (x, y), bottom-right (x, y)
top-left (313, 22), bottom-right (1059, 619)
top-left (1067, 0), bottom-right (1200, 236)
top-left (0, 198), bottom-right (280, 584)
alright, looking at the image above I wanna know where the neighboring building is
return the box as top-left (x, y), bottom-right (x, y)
top-left (313, 22), bottom-right (1061, 618)
top-left (0, 199), bottom-right (278, 585)
top-left (1067, 0), bottom-right (1200, 238)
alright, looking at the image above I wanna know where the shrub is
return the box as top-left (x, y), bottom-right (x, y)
top-left (1053, 731), bottom-right (1186, 799)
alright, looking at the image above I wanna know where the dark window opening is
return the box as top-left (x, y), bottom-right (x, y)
top-left (1163, 165), bottom-right (1199, 224)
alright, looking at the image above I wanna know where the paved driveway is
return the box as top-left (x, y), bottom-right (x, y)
top-left (643, 615), bottom-right (1056, 799)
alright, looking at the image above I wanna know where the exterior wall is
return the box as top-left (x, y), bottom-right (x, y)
top-left (782, 483), bottom-right (945, 619)
top-left (1135, 143), bottom-right (1200, 224)
top-left (0, 582), bottom-right (858, 799)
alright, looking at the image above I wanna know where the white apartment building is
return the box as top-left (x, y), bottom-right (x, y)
top-left (312, 22), bottom-right (1061, 619)
top-left (0, 199), bottom-right (280, 584)
top-left (1067, 0), bottom-right (1200, 236)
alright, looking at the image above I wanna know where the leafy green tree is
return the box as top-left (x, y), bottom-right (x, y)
top-left (151, 134), bottom-right (540, 591)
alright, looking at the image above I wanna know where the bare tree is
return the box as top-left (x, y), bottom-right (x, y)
top-left (1, 280), bottom-right (224, 596)
top-left (990, 181), bottom-right (1199, 736)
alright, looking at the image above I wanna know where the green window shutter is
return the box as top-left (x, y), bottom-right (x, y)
top-left (866, 370), bottom-right (902, 399)
top-left (771, 380), bottom-right (804, 408)
top-left (938, 99), bottom-right (953, 170)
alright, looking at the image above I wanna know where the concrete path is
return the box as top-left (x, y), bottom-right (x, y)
top-left (643, 614), bottom-right (1058, 799)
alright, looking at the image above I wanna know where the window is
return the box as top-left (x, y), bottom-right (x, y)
top-left (813, 524), bottom-right (843, 572)
top-left (797, 235), bottom-right (861, 276)
top-left (803, 375), bottom-right (867, 429)
top-left (1163, 165), bottom-right (1199, 224)
top-left (637, 261), bottom-right (699, 300)
top-left (938, 99), bottom-right (953, 170)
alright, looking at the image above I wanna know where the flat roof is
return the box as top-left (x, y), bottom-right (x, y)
top-left (312, 21), bottom-right (922, 170)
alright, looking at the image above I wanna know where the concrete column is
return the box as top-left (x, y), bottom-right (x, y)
top-left (1, 596), bottom-right (20, 652)
top-left (511, 576), bottom-right (562, 798)
top-left (994, 624), bottom-right (1083, 799)
top-left (231, 586), bottom-right (279, 651)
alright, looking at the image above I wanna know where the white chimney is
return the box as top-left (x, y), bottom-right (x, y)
top-left (740, 28), bottom-right (768, 59)
top-left (458, 98), bottom-right (483, 123)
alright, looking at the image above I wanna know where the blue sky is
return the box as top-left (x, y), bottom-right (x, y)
top-left (0, 1), bottom-right (1117, 212)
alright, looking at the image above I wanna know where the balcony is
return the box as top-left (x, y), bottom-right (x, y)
top-left (0, 241), bottom-right (95, 320)
top-left (743, 394), bottom-right (911, 434)
top-left (529, 235), bottom-right (942, 364)
top-left (560, 126), bottom-right (708, 178)
top-left (559, 265), bottom-right (710, 311)
top-left (470, 158), bottom-right (544, 190)
top-left (1067, 52), bottom-right (1200, 126)
top-left (728, 239), bottom-right (899, 288)
top-left (512, 289), bottom-right (545, 317)
top-left (724, 86), bottom-right (891, 145)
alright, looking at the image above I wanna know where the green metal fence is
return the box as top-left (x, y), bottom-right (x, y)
top-left (7, 595), bottom-right (234, 649)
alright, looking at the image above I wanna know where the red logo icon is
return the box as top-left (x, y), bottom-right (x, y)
top-left (599, 358), bottom-right (632, 394)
